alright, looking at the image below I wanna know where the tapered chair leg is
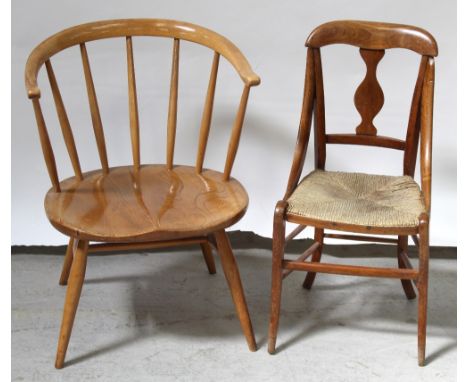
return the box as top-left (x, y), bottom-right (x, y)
top-left (397, 235), bottom-right (417, 299)
top-left (214, 230), bottom-right (257, 351)
top-left (417, 217), bottom-right (430, 366)
top-left (59, 237), bottom-right (76, 286)
top-left (268, 201), bottom-right (287, 354)
top-left (55, 240), bottom-right (89, 369)
top-left (302, 228), bottom-right (324, 290)
top-left (200, 242), bottom-right (216, 274)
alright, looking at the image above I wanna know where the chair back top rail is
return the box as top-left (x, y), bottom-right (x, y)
top-left (25, 18), bottom-right (260, 99)
top-left (306, 20), bottom-right (438, 56)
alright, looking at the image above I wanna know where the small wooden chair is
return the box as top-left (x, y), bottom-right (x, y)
top-left (267, 20), bottom-right (437, 366)
top-left (25, 19), bottom-right (260, 368)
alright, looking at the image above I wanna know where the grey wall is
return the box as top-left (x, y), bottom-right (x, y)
top-left (12, 0), bottom-right (456, 245)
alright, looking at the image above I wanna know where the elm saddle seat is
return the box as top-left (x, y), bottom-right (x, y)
top-left (45, 165), bottom-right (248, 242)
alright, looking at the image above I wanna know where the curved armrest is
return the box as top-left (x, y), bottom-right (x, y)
top-left (25, 19), bottom-right (260, 99)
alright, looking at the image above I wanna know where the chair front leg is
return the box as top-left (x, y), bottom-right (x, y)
top-left (59, 237), bottom-right (76, 285)
top-left (417, 216), bottom-right (430, 366)
top-left (302, 228), bottom-right (324, 289)
top-left (55, 240), bottom-right (89, 369)
top-left (214, 230), bottom-right (257, 351)
top-left (268, 201), bottom-right (287, 354)
top-left (398, 235), bottom-right (417, 299)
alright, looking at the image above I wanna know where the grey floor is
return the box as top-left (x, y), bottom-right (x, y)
top-left (12, 244), bottom-right (456, 381)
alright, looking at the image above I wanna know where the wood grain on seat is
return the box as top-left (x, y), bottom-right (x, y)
top-left (45, 165), bottom-right (248, 242)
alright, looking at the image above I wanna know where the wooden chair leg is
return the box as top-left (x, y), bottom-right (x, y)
top-left (200, 242), bottom-right (216, 274)
top-left (214, 230), bottom-right (257, 351)
top-left (417, 217), bottom-right (430, 366)
top-left (59, 237), bottom-right (76, 286)
top-left (268, 201), bottom-right (286, 354)
top-left (55, 240), bottom-right (89, 369)
top-left (398, 235), bottom-right (417, 299)
top-left (302, 228), bottom-right (324, 290)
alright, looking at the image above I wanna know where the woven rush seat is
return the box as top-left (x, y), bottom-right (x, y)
top-left (287, 170), bottom-right (426, 227)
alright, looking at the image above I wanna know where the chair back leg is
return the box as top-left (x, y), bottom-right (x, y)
top-left (417, 218), bottom-right (430, 366)
top-left (200, 242), bottom-right (217, 274)
top-left (302, 228), bottom-right (324, 289)
top-left (59, 237), bottom-right (76, 285)
top-left (397, 235), bottom-right (417, 299)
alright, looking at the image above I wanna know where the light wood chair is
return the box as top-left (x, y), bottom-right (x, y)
top-left (267, 20), bottom-right (437, 366)
top-left (25, 19), bottom-right (260, 368)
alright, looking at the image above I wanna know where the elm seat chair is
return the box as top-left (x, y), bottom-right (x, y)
top-left (267, 20), bottom-right (437, 366)
top-left (25, 19), bottom-right (260, 369)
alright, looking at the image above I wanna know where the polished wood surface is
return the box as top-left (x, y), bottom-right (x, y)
top-left (354, 49), bottom-right (385, 136)
top-left (45, 165), bottom-right (249, 242)
top-left (32, 98), bottom-right (60, 192)
top-left (25, 19), bottom-right (260, 99)
top-left (196, 52), bottom-right (220, 173)
top-left (282, 260), bottom-right (419, 279)
top-left (126, 36), bottom-right (140, 171)
top-left (59, 237), bottom-right (75, 286)
top-left (403, 56), bottom-right (428, 176)
top-left (268, 200), bottom-right (287, 354)
top-left (268, 20), bottom-right (437, 366)
top-left (313, 48), bottom-right (326, 170)
top-left (397, 235), bottom-right (417, 299)
top-left (420, 58), bottom-right (435, 214)
top-left (223, 85), bottom-right (251, 180)
top-left (26, 19), bottom-right (259, 368)
top-left (55, 240), bottom-right (88, 369)
top-left (80, 43), bottom-right (109, 173)
top-left (324, 233), bottom-right (398, 244)
top-left (200, 242), bottom-right (217, 274)
top-left (45, 60), bottom-right (83, 180)
top-left (302, 228), bottom-right (324, 289)
top-left (284, 48), bottom-right (315, 199)
top-left (282, 241), bottom-right (320, 279)
top-left (167, 38), bottom-right (180, 170)
top-left (417, 215), bottom-right (430, 366)
top-left (306, 20), bottom-right (438, 56)
top-left (286, 212), bottom-right (420, 235)
top-left (214, 230), bottom-right (257, 351)
top-left (326, 134), bottom-right (406, 150)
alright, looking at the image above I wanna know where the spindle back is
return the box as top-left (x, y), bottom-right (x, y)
top-left (25, 19), bottom-right (260, 192)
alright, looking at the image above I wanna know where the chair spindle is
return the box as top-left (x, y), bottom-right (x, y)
top-left (196, 51), bottom-right (220, 173)
top-left (167, 38), bottom-right (180, 169)
top-left (80, 43), bottom-right (109, 173)
top-left (45, 60), bottom-right (83, 180)
top-left (32, 98), bottom-right (61, 192)
top-left (126, 36), bottom-right (140, 170)
top-left (223, 85), bottom-right (251, 180)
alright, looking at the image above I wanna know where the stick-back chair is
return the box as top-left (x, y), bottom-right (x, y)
top-left (25, 19), bottom-right (260, 368)
top-left (267, 20), bottom-right (437, 366)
